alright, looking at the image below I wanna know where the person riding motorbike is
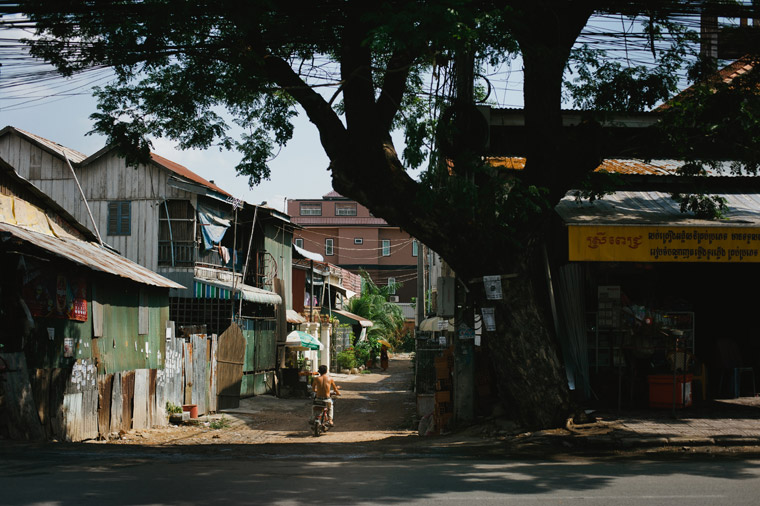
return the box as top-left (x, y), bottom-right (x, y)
top-left (312, 364), bottom-right (340, 425)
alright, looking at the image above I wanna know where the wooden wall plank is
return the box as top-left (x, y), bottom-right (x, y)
top-left (133, 369), bottom-right (149, 429)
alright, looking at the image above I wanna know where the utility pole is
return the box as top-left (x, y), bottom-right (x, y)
top-left (451, 48), bottom-right (476, 424)
top-left (416, 241), bottom-right (425, 326)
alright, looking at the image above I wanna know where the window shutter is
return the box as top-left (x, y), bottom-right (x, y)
top-left (107, 202), bottom-right (118, 235)
top-left (120, 201), bottom-right (131, 235)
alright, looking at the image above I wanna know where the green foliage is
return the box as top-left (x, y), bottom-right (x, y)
top-left (347, 272), bottom-right (405, 351)
top-left (336, 349), bottom-right (357, 370)
top-left (353, 341), bottom-right (372, 367)
top-left (208, 415), bottom-right (231, 430)
top-left (165, 401), bottom-right (182, 414)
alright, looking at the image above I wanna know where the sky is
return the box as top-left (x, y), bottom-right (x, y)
top-left (1, 75), bottom-right (334, 213)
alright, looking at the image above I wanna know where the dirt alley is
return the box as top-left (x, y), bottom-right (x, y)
top-left (108, 353), bottom-right (418, 446)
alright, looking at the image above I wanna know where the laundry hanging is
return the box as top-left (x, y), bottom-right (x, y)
top-left (197, 202), bottom-right (231, 250)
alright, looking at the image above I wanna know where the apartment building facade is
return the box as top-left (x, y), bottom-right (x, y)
top-left (288, 191), bottom-right (418, 303)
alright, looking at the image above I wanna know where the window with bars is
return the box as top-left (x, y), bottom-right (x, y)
top-left (388, 277), bottom-right (396, 294)
top-left (294, 238), bottom-right (304, 248)
top-left (382, 239), bottom-right (391, 256)
top-left (107, 201), bottom-right (131, 236)
top-left (335, 202), bottom-right (357, 216)
top-left (300, 203), bottom-right (322, 216)
top-left (412, 240), bottom-right (418, 257)
top-left (325, 238), bottom-right (334, 256)
top-left (158, 200), bottom-right (195, 266)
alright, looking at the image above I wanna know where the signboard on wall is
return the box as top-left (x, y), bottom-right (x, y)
top-left (22, 269), bottom-right (88, 321)
top-left (569, 225), bottom-right (760, 263)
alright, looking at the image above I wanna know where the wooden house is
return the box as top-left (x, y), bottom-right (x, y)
top-left (0, 126), bottom-right (296, 398)
top-left (0, 155), bottom-right (185, 441)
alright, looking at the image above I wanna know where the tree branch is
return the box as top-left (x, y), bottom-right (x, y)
top-left (376, 49), bottom-right (416, 132)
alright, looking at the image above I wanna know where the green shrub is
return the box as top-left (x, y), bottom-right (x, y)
top-left (354, 341), bottom-right (372, 366)
top-left (337, 349), bottom-right (357, 370)
top-left (166, 401), bottom-right (182, 414)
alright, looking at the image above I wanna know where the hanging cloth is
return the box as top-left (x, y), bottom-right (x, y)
top-left (197, 202), bottom-right (231, 250)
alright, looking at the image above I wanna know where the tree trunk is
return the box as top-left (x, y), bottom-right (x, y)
top-left (475, 249), bottom-right (571, 429)
top-left (469, 244), bottom-right (570, 429)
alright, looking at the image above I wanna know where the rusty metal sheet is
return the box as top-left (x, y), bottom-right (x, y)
top-left (0, 222), bottom-right (184, 289)
top-left (98, 374), bottom-right (113, 437)
top-left (121, 371), bottom-right (135, 431)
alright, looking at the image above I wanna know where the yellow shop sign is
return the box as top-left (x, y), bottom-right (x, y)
top-left (568, 225), bottom-right (760, 262)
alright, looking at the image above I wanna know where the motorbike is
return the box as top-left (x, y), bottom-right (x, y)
top-left (311, 395), bottom-right (333, 437)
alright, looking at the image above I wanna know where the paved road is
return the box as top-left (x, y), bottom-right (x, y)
top-left (3, 443), bottom-right (760, 505)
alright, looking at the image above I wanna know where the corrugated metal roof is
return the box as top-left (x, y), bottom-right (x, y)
top-left (557, 190), bottom-right (760, 226)
top-left (0, 126), bottom-right (88, 163)
top-left (293, 216), bottom-right (390, 226)
top-left (150, 152), bottom-right (232, 197)
top-left (0, 222), bottom-right (185, 288)
top-left (194, 277), bottom-right (282, 305)
top-left (487, 157), bottom-right (737, 177)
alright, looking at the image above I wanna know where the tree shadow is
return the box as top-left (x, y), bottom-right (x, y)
top-left (2, 439), bottom-right (760, 505)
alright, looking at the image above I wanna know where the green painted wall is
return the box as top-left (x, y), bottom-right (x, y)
top-left (263, 221), bottom-right (293, 308)
top-left (92, 277), bottom-right (169, 374)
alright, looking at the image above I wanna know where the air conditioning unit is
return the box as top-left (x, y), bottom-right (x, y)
top-left (389, 295), bottom-right (399, 303)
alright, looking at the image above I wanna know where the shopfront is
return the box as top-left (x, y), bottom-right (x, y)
top-left (555, 190), bottom-right (760, 408)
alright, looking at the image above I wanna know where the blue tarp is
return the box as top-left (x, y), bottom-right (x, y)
top-left (197, 202), bottom-right (231, 250)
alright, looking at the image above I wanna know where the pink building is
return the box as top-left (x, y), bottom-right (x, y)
top-left (288, 192), bottom-right (418, 303)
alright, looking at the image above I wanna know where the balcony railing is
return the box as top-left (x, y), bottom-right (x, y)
top-left (159, 242), bottom-right (272, 290)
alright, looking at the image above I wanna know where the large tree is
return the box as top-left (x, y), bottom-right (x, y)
top-left (5, 0), bottom-right (759, 428)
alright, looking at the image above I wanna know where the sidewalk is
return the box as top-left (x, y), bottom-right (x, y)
top-left (477, 396), bottom-right (760, 455)
top-left (591, 396), bottom-right (760, 448)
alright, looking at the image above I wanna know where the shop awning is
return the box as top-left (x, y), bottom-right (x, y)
top-left (293, 243), bottom-right (324, 262)
top-left (419, 317), bottom-right (454, 332)
top-left (557, 190), bottom-right (760, 263)
top-left (286, 309), bottom-right (307, 324)
top-left (284, 330), bottom-right (323, 350)
top-left (331, 309), bottom-right (373, 327)
top-left (194, 277), bottom-right (282, 305)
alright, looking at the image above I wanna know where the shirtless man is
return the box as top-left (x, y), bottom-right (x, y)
top-left (312, 365), bottom-right (340, 425)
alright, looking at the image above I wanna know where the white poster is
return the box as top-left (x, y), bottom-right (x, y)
top-left (483, 275), bottom-right (503, 300)
top-left (481, 308), bottom-right (496, 331)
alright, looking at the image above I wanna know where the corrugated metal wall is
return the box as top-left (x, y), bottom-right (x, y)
top-left (93, 279), bottom-right (168, 374)
top-left (240, 318), bottom-right (277, 397)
